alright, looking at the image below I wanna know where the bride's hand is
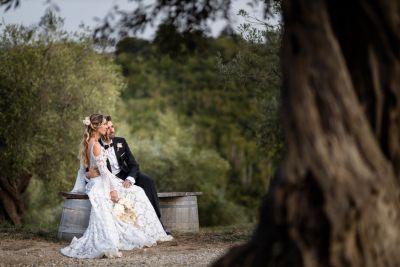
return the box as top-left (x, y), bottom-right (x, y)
top-left (110, 190), bottom-right (119, 203)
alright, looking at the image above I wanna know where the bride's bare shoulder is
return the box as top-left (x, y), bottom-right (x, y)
top-left (87, 140), bottom-right (101, 156)
top-left (92, 142), bottom-right (102, 157)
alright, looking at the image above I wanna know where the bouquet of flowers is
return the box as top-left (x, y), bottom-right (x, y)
top-left (113, 197), bottom-right (137, 224)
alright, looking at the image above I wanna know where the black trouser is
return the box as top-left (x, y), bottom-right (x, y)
top-left (134, 172), bottom-right (162, 219)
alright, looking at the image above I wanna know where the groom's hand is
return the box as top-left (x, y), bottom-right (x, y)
top-left (86, 168), bottom-right (100, 178)
top-left (122, 180), bottom-right (132, 188)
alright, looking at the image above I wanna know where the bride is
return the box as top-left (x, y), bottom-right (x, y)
top-left (61, 114), bottom-right (171, 259)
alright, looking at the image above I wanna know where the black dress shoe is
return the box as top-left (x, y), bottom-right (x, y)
top-left (165, 229), bottom-right (172, 235)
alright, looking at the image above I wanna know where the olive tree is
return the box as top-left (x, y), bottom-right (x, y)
top-left (0, 14), bottom-right (124, 224)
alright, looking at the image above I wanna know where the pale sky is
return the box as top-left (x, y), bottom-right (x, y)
top-left (0, 0), bottom-right (266, 40)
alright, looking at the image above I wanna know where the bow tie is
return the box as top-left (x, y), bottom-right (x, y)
top-left (104, 143), bottom-right (114, 150)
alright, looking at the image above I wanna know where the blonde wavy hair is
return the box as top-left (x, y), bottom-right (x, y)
top-left (80, 114), bottom-right (105, 167)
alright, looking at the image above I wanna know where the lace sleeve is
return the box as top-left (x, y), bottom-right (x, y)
top-left (71, 160), bottom-right (89, 193)
top-left (93, 150), bottom-right (120, 192)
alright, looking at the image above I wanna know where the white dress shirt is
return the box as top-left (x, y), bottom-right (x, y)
top-left (101, 139), bottom-right (136, 184)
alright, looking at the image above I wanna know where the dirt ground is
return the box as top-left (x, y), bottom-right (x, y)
top-left (0, 228), bottom-right (251, 267)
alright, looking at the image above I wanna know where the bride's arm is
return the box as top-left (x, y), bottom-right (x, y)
top-left (92, 142), bottom-right (120, 201)
top-left (71, 160), bottom-right (89, 193)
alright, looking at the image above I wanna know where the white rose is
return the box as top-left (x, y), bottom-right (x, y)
top-left (118, 198), bottom-right (129, 206)
top-left (113, 203), bottom-right (124, 215)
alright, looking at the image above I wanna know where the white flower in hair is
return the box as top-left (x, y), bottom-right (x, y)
top-left (82, 117), bottom-right (91, 126)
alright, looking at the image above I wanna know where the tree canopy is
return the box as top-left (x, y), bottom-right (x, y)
top-left (0, 14), bottom-right (124, 224)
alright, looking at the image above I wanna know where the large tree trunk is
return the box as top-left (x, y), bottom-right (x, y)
top-left (214, 0), bottom-right (400, 266)
top-left (0, 175), bottom-right (31, 225)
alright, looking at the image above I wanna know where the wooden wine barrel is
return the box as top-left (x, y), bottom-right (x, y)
top-left (57, 192), bottom-right (91, 242)
top-left (158, 192), bottom-right (203, 233)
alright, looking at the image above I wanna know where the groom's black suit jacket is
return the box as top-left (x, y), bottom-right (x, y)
top-left (101, 137), bottom-right (140, 180)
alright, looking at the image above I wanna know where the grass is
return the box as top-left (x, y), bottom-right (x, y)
top-left (173, 223), bottom-right (256, 243)
top-left (0, 221), bottom-right (59, 241)
top-left (0, 221), bottom-right (255, 243)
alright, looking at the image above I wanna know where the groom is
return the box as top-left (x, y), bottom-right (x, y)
top-left (87, 115), bottom-right (163, 223)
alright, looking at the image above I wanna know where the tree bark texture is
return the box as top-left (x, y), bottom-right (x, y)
top-left (214, 0), bottom-right (400, 266)
top-left (0, 175), bottom-right (31, 225)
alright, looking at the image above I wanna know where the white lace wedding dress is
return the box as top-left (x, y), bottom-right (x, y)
top-left (60, 143), bottom-right (170, 259)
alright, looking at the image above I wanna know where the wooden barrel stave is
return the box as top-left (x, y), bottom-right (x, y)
top-left (57, 198), bottom-right (91, 241)
top-left (159, 195), bottom-right (199, 233)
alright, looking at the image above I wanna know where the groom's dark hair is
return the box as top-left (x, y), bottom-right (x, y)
top-left (105, 115), bottom-right (112, 122)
